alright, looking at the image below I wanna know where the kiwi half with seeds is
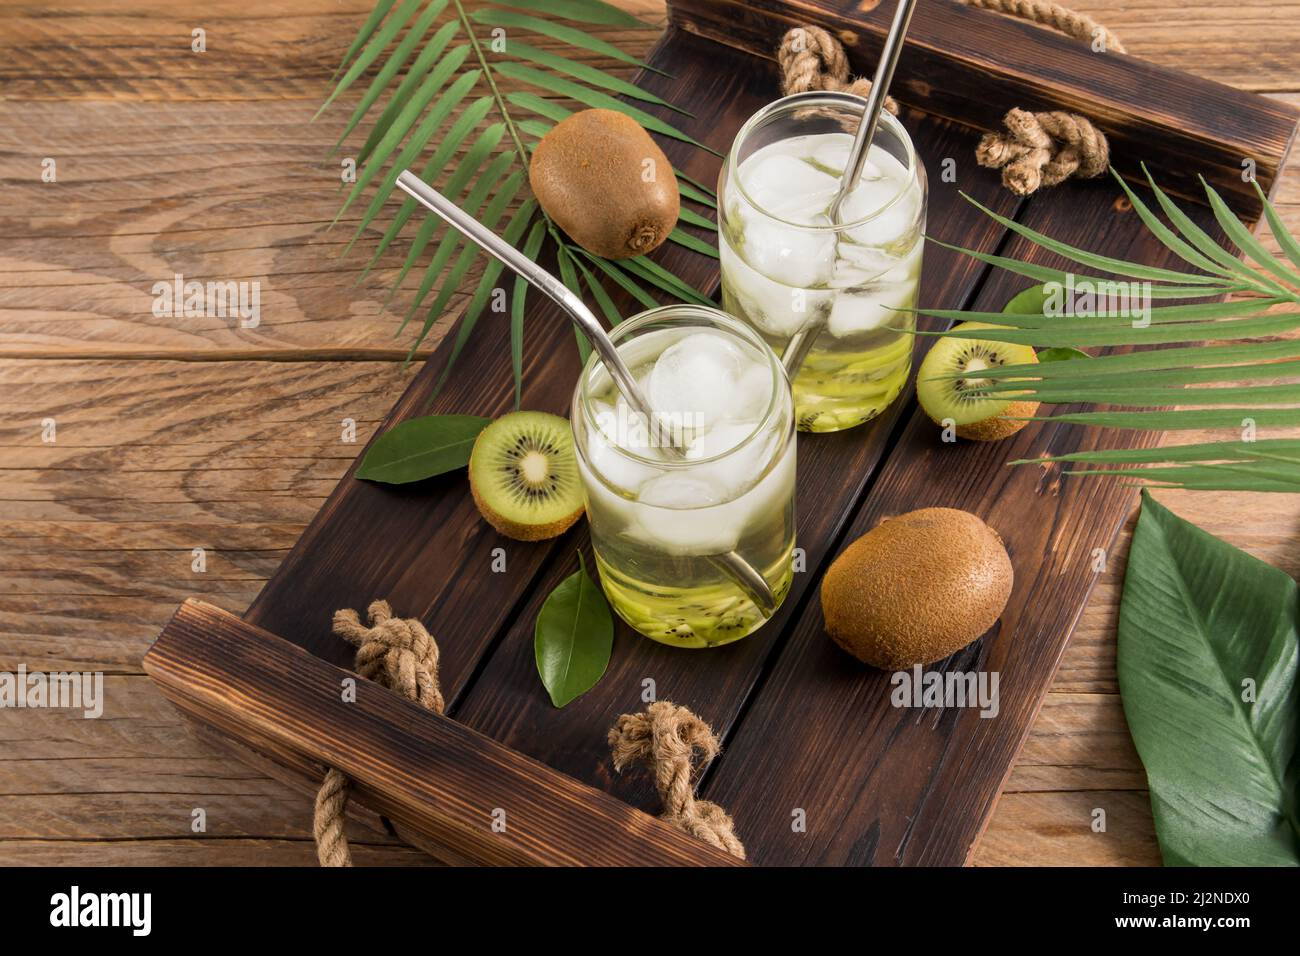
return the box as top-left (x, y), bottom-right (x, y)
top-left (916, 321), bottom-right (1039, 441)
top-left (469, 411), bottom-right (585, 541)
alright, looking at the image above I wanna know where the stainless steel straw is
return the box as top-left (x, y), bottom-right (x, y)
top-left (782, 0), bottom-right (920, 378)
top-left (395, 170), bottom-right (777, 613)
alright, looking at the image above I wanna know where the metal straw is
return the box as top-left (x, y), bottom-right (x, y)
top-left (782, 0), bottom-right (920, 378)
top-left (395, 170), bottom-right (777, 613)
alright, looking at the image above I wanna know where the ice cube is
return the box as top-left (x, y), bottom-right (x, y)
top-left (687, 421), bottom-right (757, 461)
top-left (586, 404), bottom-right (662, 493)
top-left (740, 152), bottom-right (840, 224)
top-left (630, 473), bottom-right (740, 555)
top-left (648, 331), bottom-right (753, 431)
top-left (720, 234), bottom-right (831, 339)
top-left (843, 174), bottom-right (919, 249)
top-left (728, 363), bottom-right (773, 423)
top-left (826, 279), bottom-right (917, 338)
top-left (730, 199), bottom-right (837, 290)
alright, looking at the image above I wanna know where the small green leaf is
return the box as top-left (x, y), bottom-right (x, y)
top-left (668, 226), bottom-right (719, 258)
top-left (1003, 284), bottom-right (1048, 315)
top-left (535, 553), bottom-right (614, 708)
top-left (355, 414), bottom-right (491, 484)
top-left (1036, 347), bottom-right (1091, 363)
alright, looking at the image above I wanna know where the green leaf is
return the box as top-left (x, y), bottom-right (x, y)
top-left (1140, 165), bottom-right (1284, 295)
top-left (502, 42), bottom-right (689, 114)
top-left (467, 8), bottom-right (663, 73)
top-left (1036, 347), bottom-right (1091, 363)
top-left (513, 219), bottom-right (548, 408)
top-left (498, 0), bottom-right (646, 27)
top-left (332, 0), bottom-right (397, 80)
top-left (1013, 438), bottom-right (1300, 467)
top-left (1202, 175), bottom-right (1300, 291)
top-left (572, 253), bottom-right (623, 331)
top-left (360, 96), bottom-right (495, 282)
top-left (333, 0), bottom-right (451, 149)
top-left (355, 414), bottom-right (492, 483)
top-left (1118, 491), bottom-right (1299, 865)
top-left (316, 0), bottom-right (424, 120)
top-left (1025, 406), bottom-right (1300, 430)
top-left (428, 199), bottom-right (539, 393)
top-left (396, 141), bottom-right (513, 319)
top-left (335, 52), bottom-right (477, 229)
top-left (554, 244), bottom-right (591, 361)
top-left (927, 239), bottom-right (1240, 300)
top-left (492, 61), bottom-right (716, 154)
top-left (1108, 169), bottom-right (1236, 280)
top-left (918, 309), bottom-right (1300, 347)
top-left (1254, 180), bottom-right (1300, 276)
top-left (668, 227), bottom-right (719, 258)
top-left (620, 255), bottom-right (714, 306)
top-left (347, 18), bottom-right (461, 161)
top-left (960, 192), bottom-right (1234, 286)
top-left (535, 553), bottom-right (614, 708)
top-left (579, 252), bottom-right (661, 310)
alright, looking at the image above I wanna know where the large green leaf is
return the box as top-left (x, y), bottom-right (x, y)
top-left (1118, 492), bottom-right (1299, 866)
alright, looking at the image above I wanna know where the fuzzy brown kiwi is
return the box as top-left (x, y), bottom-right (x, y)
top-left (528, 109), bottom-right (679, 260)
top-left (468, 411), bottom-right (585, 542)
top-left (916, 322), bottom-right (1039, 441)
top-left (820, 508), bottom-right (1013, 669)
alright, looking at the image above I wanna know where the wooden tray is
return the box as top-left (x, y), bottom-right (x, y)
top-left (144, 0), bottom-right (1298, 865)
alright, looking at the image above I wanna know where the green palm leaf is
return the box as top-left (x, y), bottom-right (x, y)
top-left (495, 0), bottom-right (646, 27)
top-left (939, 171), bottom-right (1300, 491)
top-left (316, 0), bottom-right (425, 120)
top-left (466, 8), bottom-right (666, 73)
top-left (322, 0), bottom-right (721, 405)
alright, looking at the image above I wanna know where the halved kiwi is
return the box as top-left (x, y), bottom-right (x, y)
top-left (916, 322), bottom-right (1039, 441)
top-left (468, 411), bottom-right (585, 541)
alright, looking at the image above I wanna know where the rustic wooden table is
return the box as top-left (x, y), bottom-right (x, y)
top-left (2, 0), bottom-right (1297, 867)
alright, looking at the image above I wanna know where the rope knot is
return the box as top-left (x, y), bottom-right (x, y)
top-left (333, 600), bottom-right (444, 715)
top-left (315, 600), bottom-right (443, 867)
top-left (608, 701), bottom-right (745, 859)
top-left (976, 107), bottom-right (1110, 195)
top-left (777, 25), bottom-right (900, 114)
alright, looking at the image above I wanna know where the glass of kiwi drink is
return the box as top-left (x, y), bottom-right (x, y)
top-left (571, 305), bottom-right (796, 648)
top-left (718, 92), bottom-right (927, 433)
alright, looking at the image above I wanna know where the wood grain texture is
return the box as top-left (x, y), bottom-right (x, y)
top-left (667, 0), bottom-right (1300, 214)
top-left (4, 0), bottom-right (1299, 867)
top-left (144, 600), bottom-right (745, 866)
top-left (699, 181), bottom-right (1228, 866)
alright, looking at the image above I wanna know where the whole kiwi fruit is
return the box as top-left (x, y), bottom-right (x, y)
top-left (916, 322), bottom-right (1039, 441)
top-left (469, 411), bottom-right (585, 542)
top-left (820, 508), bottom-right (1013, 669)
top-left (529, 109), bottom-right (679, 259)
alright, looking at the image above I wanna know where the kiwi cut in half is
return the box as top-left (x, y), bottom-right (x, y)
top-left (469, 411), bottom-right (585, 541)
top-left (916, 321), bottom-right (1039, 442)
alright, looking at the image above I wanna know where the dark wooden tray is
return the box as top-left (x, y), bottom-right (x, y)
top-left (144, 0), bottom-right (1298, 865)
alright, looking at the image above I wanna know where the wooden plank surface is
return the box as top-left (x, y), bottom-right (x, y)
top-left (667, 0), bottom-right (1299, 212)
top-left (3, 0), bottom-right (1299, 866)
top-left (145, 600), bottom-right (745, 866)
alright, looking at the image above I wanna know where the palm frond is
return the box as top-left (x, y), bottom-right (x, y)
top-left (935, 173), bottom-right (1300, 491)
top-left (320, 0), bottom-right (719, 400)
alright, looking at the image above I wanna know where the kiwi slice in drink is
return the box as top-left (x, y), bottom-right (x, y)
top-left (469, 411), bottom-right (585, 541)
top-left (916, 322), bottom-right (1039, 442)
